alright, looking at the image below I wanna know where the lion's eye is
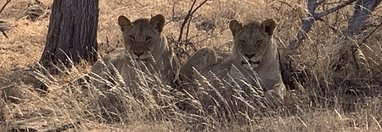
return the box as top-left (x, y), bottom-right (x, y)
top-left (145, 36), bottom-right (152, 42)
top-left (129, 35), bottom-right (135, 41)
top-left (256, 40), bottom-right (263, 44)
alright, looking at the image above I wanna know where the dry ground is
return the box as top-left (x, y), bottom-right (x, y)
top-left (1, 0), bottom-right (382, 131)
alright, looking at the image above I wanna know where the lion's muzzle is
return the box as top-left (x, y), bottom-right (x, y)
top-left (241, 53), bottom-right (261, 69)
top-left (131, 51), bottom-right (153, 62)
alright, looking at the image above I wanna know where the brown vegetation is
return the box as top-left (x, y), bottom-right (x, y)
top-left (0, 0), bottom-right (381, 131)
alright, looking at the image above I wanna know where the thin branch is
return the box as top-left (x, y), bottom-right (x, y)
top-left (315, 0), bottom-right (357, 18)
top-left (289, 0), bottom-right (356, 49)
top-left (185, 14), bottom-right (193, 43)
top-left (1, 31), bottom-right (8, 38)
top-left (178, 0), bottom-right (208, 42)
top-left (172, 2), bottom-right (175, 19)
top-left (0, 0), bottom-right (11, 15)
top-left (289, 0), bottom-right (318, 49)
top-left (177, 0), bottom-right (197, 42)
top-left (185, 0), bottom-right (208, 43)
top-left (190, 0), bottom-right (208, 16)
top-left (0, 21), bottom-right (9, 39)
top-left (322, 19), bottom-right (341, 34)
top-left (308, 0), bottom-right (318, 12)
top-left (359, 20), bottom-right (382, 45)
top-left (0, 0), bottom-right (11, 38)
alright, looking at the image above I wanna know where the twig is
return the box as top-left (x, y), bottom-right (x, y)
top-left (177, 0), bottom-right (197, 42)
top-left (1, 31), bottom-right (8, 38)
top-left (359, 21), bottom-right (382, 45)
top-left (190, 0), bottom-right (209, 17)
top-left (185, 0), bottom-right (208, 43)
top-left (289, 0), bottom-right (356, 49)
top-left (178, 0), bottom-right (208, 42)
top-left (171, 1), bottom-right (176, 23)
top-left (185, 12), bottom-right (193, 43)
top-left (0, 21), bottom-right (9, 38)
top-left (315, 0), bottom-right (356, 18)
top-left (171, 0), bottom-right (210, 61)
top-left (0, 0), bottom-right (11, 15)
top-left (0, 0), bottom-right (11, 38)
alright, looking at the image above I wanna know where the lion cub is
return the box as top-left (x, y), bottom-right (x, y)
top-left (90, 14), bottom-right (178, 89)
top-left (180, 19), bottom-right (286, 100)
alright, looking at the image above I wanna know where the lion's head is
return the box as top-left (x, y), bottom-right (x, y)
top-left (229, 19), bottom-right (276, 70)
top-left (117, 14), bottom-right (166, 62)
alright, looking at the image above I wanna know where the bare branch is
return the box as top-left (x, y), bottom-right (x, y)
top-left (1, 31), bottom-right (8, 38)
top-left (177, 0), bottom-right (197, 42)
top-left (330, 0), bottom-right (381, 77)
top-left (0, 0), bottom-right (11, 15)
top-left (315, 0), bottom-right (357, 18)
top-left (289, 18), bottom-right (314, 49)
top-left (0, 0), bottom-right (11, 38)
top-left (307, 0), bottom-right (319, 12)
top-left (177, 0), bottom-right (208, 42)
top-left (289, 0), bottom-right (321, 49)
top-left (359, 17), bottom-right (382, 45)
top-left (185, 14), bottom-right (193, 42)
top-left (345, 0), bottom-right (382, 36)
top-left (0, 20), bottom-right (9, 39)
top-left (185, 0), bottom-right (208, 42)
top-left (190, 0), bottom-right (208, 16)
top-left (172, 0), bottom-right (209, 61)
top-left (289, 0), bottom-right (356, 49)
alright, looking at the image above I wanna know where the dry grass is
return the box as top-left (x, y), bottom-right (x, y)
top-left (1, 0), bottom-right (382, 131)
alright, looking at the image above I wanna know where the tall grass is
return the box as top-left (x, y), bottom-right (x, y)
top-left (1, 0), bottom-right (381, 131)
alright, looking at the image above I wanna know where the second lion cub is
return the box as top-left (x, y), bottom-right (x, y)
top-left (180, 19), bottom-right (286, 100)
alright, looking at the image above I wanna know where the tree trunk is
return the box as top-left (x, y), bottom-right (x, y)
top-left (39, 0), bottom-right (99, 70)
top-left (331, 0), bottom-right (381, 82)
top-left (344, 0), bottom-right (382, 36)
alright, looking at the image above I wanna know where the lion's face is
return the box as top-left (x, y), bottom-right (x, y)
top-left (229, 19), bottom-right (276, 70)
top-left (118, 14), bottom-right (165, 61)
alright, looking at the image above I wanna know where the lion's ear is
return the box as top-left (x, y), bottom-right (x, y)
top-left (150, 14), bottom-right (165, 33)
top-left (261, 19), bottom-right (276, 36)
top-left (229, 20), bottom-right (243, 35)
top-left (118, 15), bottom-right (132, 32)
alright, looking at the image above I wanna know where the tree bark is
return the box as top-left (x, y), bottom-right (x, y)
top-left (331, 0), bottom-right (381, 81)
top-left (289, 0), bottom-right (356, 49)
top-left (344, 0), bottom-right (382, 36)
top-left (39, 0), bottom-right (99, 69)
top-left (285, 0), bottom-right (381, 90)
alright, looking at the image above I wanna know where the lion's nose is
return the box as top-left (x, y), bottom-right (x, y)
top-left (133, 51), bottom-right (144, 57)
top-left (244, 53), bottom-right (255, 58)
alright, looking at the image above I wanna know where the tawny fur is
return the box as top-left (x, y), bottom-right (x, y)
top-left (180, 19), bottom-right (286, 100)
top-left (90, 14), bottom-right (179, 89)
